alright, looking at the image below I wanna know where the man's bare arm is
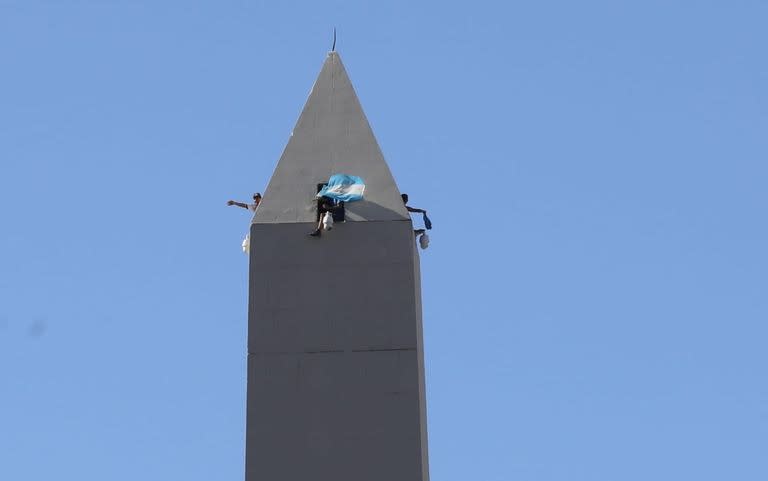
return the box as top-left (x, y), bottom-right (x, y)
top-left (406, 206), bottom-right (426, 214)
top-left (227, 200), bottom-right (249, 209)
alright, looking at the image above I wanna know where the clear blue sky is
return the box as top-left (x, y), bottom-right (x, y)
top-left (1, 1), bottom-right (766, 480)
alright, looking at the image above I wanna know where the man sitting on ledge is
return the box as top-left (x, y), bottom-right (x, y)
top-left (309, 196), bottom-right (342, 237)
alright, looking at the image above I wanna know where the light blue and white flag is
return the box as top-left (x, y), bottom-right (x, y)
top-left (316, 173), bottom-right (365, 202)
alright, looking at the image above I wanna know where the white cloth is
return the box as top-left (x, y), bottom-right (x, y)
top-left (322, 212), bottom-right (334, 230)
top-left (419, 233), bottom-right (429, 250)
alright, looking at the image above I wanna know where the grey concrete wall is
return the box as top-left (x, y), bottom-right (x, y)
top-left (245, 221), bottom-right (429, 481)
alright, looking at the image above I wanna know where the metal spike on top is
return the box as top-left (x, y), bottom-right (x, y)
top-left (332, 27), bottom-right (337, 51)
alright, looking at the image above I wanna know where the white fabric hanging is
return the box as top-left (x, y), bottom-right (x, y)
top-left (322, 212), bottom-right (334, 231)
top-left (419, 232), bottom-right (429, 250)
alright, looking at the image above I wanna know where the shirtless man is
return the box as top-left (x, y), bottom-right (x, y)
top-left (228, 193), bottom-right (262, 212)
top-left (401, 193), bottom-right (431, 234)
top-left (401, 193), bottom-right (426, 214)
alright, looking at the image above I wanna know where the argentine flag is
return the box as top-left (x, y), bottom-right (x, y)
top-left (316, 174), bottom-right (366, 202)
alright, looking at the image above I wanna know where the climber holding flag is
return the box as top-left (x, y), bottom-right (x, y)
top-left (309, 174), bottom-right (365, 237)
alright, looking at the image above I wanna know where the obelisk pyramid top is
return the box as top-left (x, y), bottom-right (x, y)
top-left (253, 51), bottom-right (410, 224)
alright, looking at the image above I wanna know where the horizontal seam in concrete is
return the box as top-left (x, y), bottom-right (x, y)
top-left (252, 219), bottom-right (414, 225)
top-left (247, 348), bottom-right (417, 355)
top-left (350, 347), bottom-right (416, 352)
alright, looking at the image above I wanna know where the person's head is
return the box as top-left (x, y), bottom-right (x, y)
top-left (253, 193), bottom-right (262, 201)
top-left (401, 193), bottom-right (409, 204)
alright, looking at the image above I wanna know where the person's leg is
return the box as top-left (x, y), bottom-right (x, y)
top-left (310, 202), bottom-right (326, 237)
top-left (310, 218), bottom-right (323, 236)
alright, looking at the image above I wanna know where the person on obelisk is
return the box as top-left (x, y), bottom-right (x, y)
top-left (227, 192), bottom-right (262, 212)
top-left (309, 173), bottom-right (366, 237)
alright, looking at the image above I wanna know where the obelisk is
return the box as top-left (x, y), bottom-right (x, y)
top-left (245, 51), bottom-right (429, 481)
